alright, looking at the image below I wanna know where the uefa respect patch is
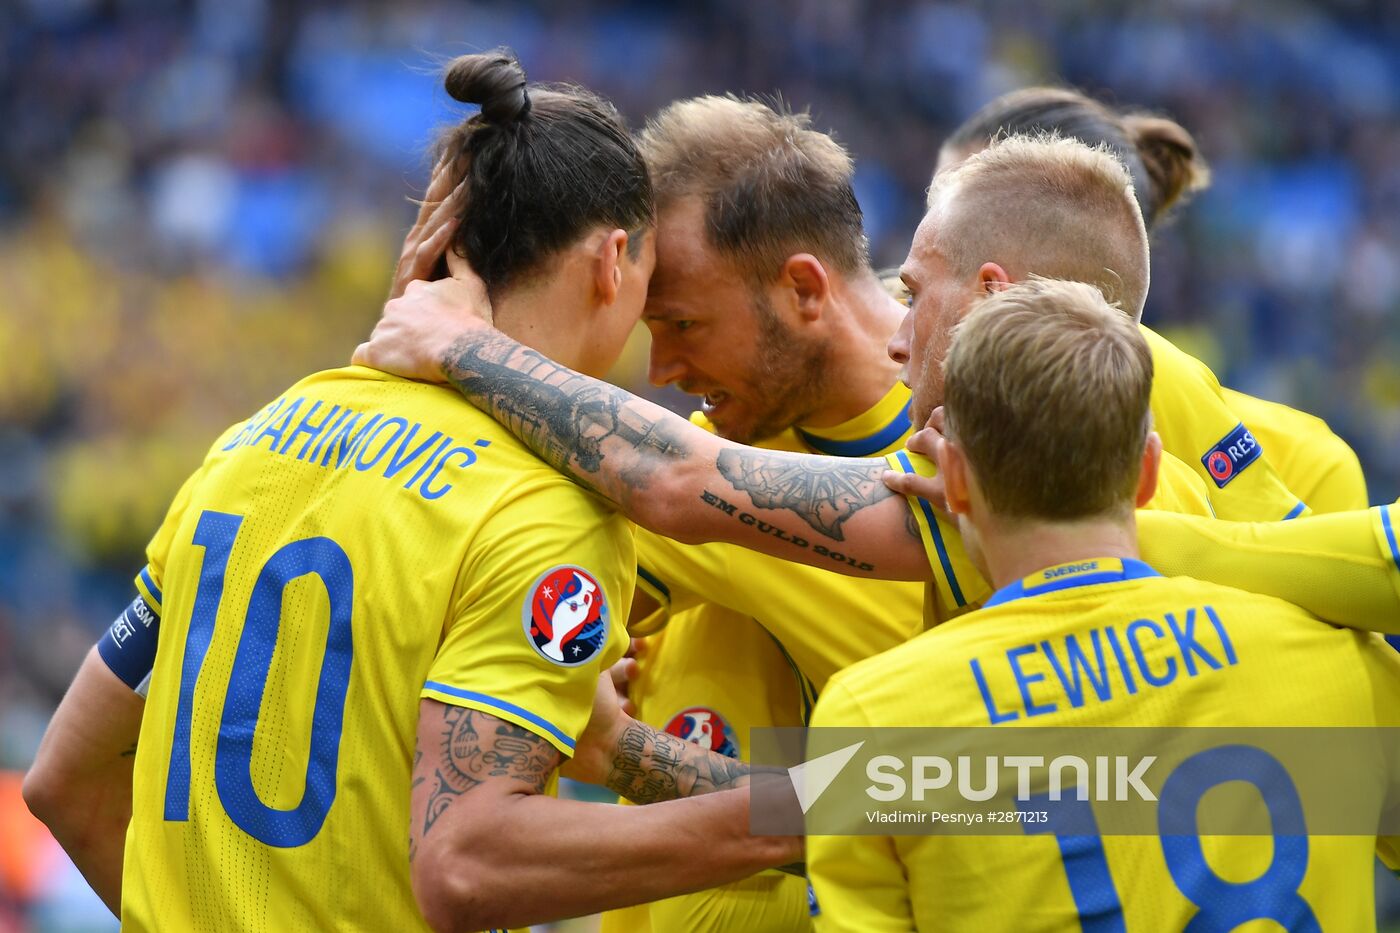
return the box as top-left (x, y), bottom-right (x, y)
top-left (1201, 422), bottom-right (1262, 488)
top-left (664, 706), bottom-right (740, 759)
top-left (522, 565), bottom-right (610, 666)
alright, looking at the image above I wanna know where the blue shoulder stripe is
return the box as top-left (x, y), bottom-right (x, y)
top-left (1381, 506), bottom-right (1400, 574)
top-left (893, 451), bottom-right (966, 607)
top-left (799, 401), bottom-right (912, 458)
top-left (139, 565), bottom-right (163, 604)
top-left (422, 682), bottom-right (575, 751)
top-left (1282, 501), bottom-right (1306, 521)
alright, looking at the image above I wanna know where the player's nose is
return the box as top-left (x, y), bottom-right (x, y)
top-left (887, 327), bottom-right (911, 367)
top-left (647, 341), bottom-right (689, 388)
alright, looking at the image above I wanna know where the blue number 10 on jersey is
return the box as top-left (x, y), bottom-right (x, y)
top-left (164, 509), bottom-right (356, 848)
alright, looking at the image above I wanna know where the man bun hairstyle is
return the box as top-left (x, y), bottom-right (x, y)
top-left (444, 50), bottom-right (531, 123)
top-left (1122, 113), bottom-right (1210, 226)
top-left (435, 49), bottom-right (653, 294)
top-left (946, 87), bottom-right (1210, 229)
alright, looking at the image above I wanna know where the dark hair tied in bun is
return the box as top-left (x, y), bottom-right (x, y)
top-left (444, 49), bottom-right (531, 124)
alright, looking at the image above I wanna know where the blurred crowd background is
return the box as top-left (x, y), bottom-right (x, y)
top-left (3, 0), bottom-right (1400, 927)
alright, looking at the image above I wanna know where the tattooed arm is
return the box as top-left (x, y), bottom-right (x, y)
top-left (409, 700), bottom-right (799, 932)
top-left (24, 647), bottom-right (144, 915)
top-left (355, 278), bottom-right (931, 581)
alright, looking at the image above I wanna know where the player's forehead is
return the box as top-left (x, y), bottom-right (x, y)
top-left (643, 271), bottom-right (757, 322)
top-left (903, 209), bottom-right (945, 282)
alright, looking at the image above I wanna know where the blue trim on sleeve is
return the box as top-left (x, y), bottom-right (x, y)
top-left (96, 595), bottom-right (161, 691)
top-left (139, 566), bottom-right (163, 604)
top-left (422, 682), bottom-right (575, 751)
top-left (635, 565), bottom-right (671, 603)
top-left (1282, 501), bottom-right (1306, 521)
top-left (798, 401), bottom-right (912, 458)
top-left (893, 450), bottom-right (966, 607)
top-left (1381, 506), bottom-right (1400, 574)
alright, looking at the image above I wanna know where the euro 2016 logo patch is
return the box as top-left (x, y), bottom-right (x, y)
top-left (664, 707), bottom-right (739, 759)
top-left (1201, 422), bottom-right (1263, 488)
top-left (523, 566), bottom-right (609, 666)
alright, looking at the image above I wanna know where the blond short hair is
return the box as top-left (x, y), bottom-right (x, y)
top-left (930, 133), bottom-right (1151, 318)
top-left (943, 278), bottom-right (1154, 521)
top-left (638, 95), bottom-right (868, 283)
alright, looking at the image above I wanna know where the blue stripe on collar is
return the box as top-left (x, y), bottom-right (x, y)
top-left (799, 400), bottom-right (912, 457)
top-left (983, 557), bottom-right (1161, 608)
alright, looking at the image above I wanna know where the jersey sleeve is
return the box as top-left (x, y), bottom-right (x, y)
top-left (883, 448), bottom-right (992, 616)
top-left (634, 530), bottom-right (925, 690)
top-left (98, 437), bottom-right (222, 692)
top-left (1141, 326), bottom-right (1308, 522)
top-left (423, 477), bottom-right (634, 756)
top-left (1221, 388), bottom-right (1368, 514)
top-left (632, 530), bottom-right (723, 634)
top-left (808, 678), bottom-right (917, 933)
top-left (1147, 451), bottom-right (1215, 517)
top-left (1136, 503), bottom-right (1400, 634)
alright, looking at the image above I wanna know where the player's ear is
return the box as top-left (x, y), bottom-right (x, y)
top-left (595, 229), bottom-right (629, 307)
top-left (780, 254), bottom-right (830, 323)
top-left (1135, 431), bottom-right (1162, 508)
top-left (977, 262), bottom-right (1012, 294)
top-left (939, 438), bottom-right (973, 517)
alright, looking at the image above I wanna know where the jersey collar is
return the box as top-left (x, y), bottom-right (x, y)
top-left (983, 557), bottom-right (1161, 608)
top-left (797, 381), bottom-right (912, 458)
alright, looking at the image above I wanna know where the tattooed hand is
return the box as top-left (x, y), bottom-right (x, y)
top-left (557, 673), bottom-right (630, 788)
top-left (354, 275), bottom-right (494, 383)
top-left (558, 674), bottom-right (754, 804)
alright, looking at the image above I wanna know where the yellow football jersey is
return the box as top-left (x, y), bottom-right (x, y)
top-left (122, 367), bottom-right (632, 933)
top-left (1142, 326), bottom-right (1308, 521)
top-left (1223, 387), bottom-right (1368, 513)
top-left (1136, 501), bottom-right (1400, 635)
top-left (810, 559), bottom-right (1400, 932)
top-left (605, 382), bottom-right (920, 933)
top-left (887, 447), bottom-right (1213, 623)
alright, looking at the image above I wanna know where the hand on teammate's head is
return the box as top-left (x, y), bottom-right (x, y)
top-left (388, 158), bottom-right (466, 301)
top-left (352, 273), bottom-right (493, 383)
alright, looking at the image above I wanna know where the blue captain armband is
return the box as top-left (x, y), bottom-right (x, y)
top-left (97, 594), bottom-right (161, 695)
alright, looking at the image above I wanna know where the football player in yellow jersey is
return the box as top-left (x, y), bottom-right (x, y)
top-left (809, 278), bottom-right (1400, 931)
top-left (23, 53), bottom-right (799, 933)
top-left (937, 85), bottom-right (1366, 514)
top-left (602, 95), bottom-right (921, 933)
top-left (355, 114), bottom-right (1243, 930)
top-left (358, 134), bottom-right (1269, 598)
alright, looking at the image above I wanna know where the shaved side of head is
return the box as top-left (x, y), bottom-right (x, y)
top-left (929, 134), bottom-right (1151, 319)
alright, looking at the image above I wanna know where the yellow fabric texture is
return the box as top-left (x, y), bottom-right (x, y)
top-left (122, 367), bottom-right (631, 933)
top-left (810, 567), bottom-right (1400, 932)
top-left (1141, 326), bottom-right (1308, 521)
top-left (1223, 387), bottom-right (1368, 513)
top-left (887, 447), bottom-right (1214, 625)
top-left (1138, 503), bottom-right (1400, 634)
top-left (606, 384), bottom-right (920, 932)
